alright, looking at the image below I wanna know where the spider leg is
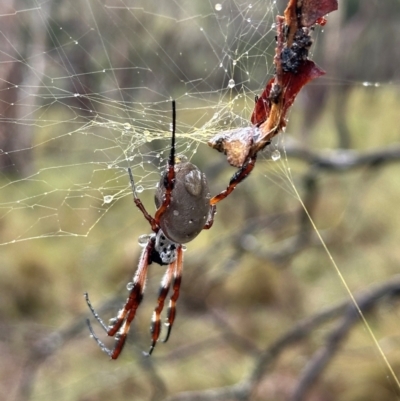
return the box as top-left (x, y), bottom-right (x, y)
top-left (85, 292), bottom-right (110, 333)
top-left (147, 261), bottom-right (175, 355)
top-left (162, 245), bottom-right (183, 343)
top-left (210, 155), bottom-right (257, 205)
top-left (85, 240), bottom-right (153, 359)
top-left (128, 167), bottom-right (160, 232)
top-left (203, 204), bottom-right (217, 230)
top-left (130, 99), bottom-right (176, 232)
top-left (86, 318), bottom-right (114, 358)
top-left (154, 100), bottom-right (177, 223)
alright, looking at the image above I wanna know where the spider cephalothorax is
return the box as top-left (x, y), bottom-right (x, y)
top-left (85, 100), bottom-right (255, 359)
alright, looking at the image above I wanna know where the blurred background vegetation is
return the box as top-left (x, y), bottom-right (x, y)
top-left (1, 0), bottom-right (400, 400)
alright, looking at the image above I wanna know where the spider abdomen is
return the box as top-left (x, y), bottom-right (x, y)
top-left (155, 162), bottom-right (211, 244)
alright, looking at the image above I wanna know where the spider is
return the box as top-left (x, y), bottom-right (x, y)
top-left (85, 100), bottom-right (256, 359)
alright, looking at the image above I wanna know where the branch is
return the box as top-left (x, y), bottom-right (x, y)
top-left (283, 140), bottom-right (400, 171)
top-left (15, 296), bottom-right (124, 401)
top-left (161, 276), bottom-right (400, 401)
top-left (291, 277), bottom-right (400, 400)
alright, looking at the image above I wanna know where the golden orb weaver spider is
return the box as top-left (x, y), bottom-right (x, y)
top-left (85, 100), bottom-right (256, 359)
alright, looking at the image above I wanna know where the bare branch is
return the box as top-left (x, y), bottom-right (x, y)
top-left (291, 277), bottom-right (400, 401)
top-left (161, 276), bottom-right (400, 401)
top-left (16, 296), bottom-right (123, 401)
top-left (283, 140), bottom-right (400, 171)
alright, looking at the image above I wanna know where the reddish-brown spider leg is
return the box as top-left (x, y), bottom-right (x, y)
top-left (153, 161), bottom-right (175, 224)
top-left (162, 245), bottom-right (183, 344)
top-left (147, 259), bottom-right (176, 355)
top-left (203, 204), bottom-right (217, 230)
top-left (128, 163), bottom-right (175, 232)
top-left (154, 100), bottom-right (177, 224)
top-left (129, 100), bottom-right (177, 230)
top-left (85, 240), bottom-right (153, 359)
top-left (210, 155), bottom-right (257, 206)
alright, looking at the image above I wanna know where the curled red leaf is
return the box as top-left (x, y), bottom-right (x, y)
top-left (251, 60), bottom-right (324, 127)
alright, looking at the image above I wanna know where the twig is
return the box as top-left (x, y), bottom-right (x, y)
top-left (291, 277), bottom-right (400, 401)
top-left (15, 296), bottom-right (123, 401)
top-left (283, 140), bottom-right (400, 171)
top-left (161, 276), bottom-right (400, 401)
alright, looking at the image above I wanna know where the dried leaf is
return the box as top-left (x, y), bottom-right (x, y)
top-left (208, 127), bottom-right (258, 168)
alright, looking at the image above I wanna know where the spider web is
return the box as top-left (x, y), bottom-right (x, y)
top-left (0, 0), bottom-right (279, 245)
top-left (2, 1), bottom-right (400, 401)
